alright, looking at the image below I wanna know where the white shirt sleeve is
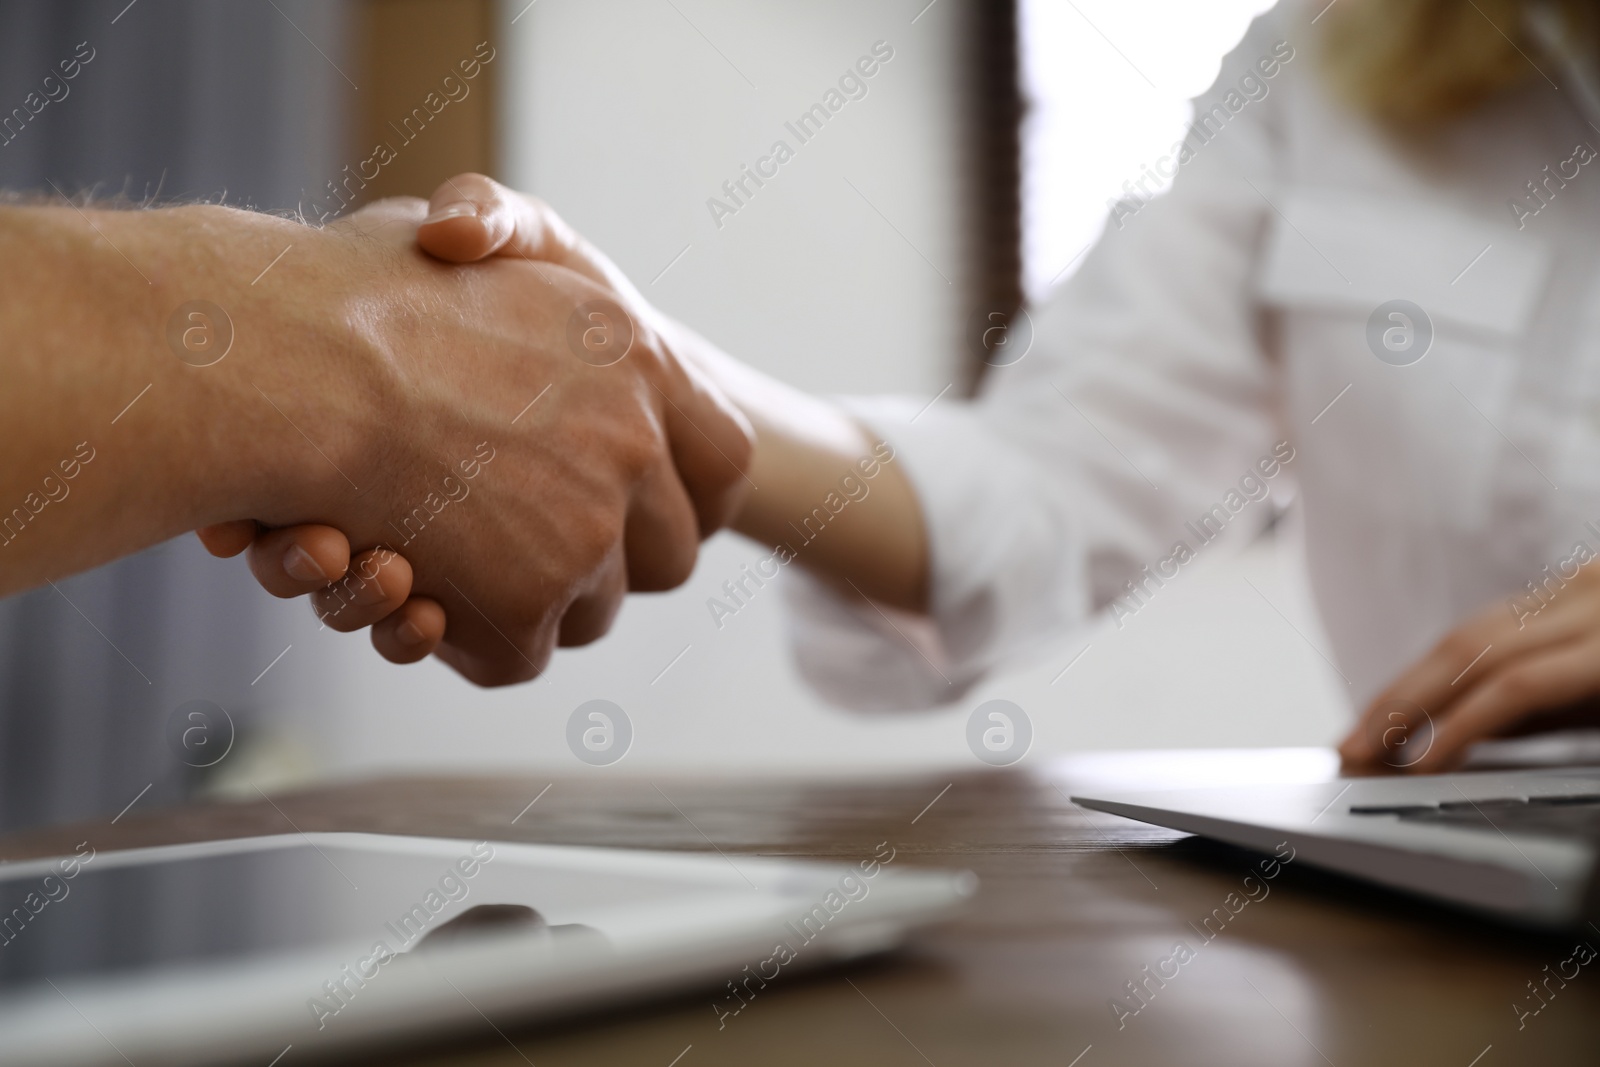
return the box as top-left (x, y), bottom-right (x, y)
top-left (785, 12), bottom-right (1296, 711)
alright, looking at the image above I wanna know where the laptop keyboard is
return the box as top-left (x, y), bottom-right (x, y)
top-left (1349, 794), bottom-right (1600, 838)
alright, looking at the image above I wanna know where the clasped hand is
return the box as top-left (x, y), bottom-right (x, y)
top-left (198, 173), bottom-right (750, 686)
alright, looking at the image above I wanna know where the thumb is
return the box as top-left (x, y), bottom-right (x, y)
top-left (417, 172), bottom-right (611, 290)
top-left (196, 520), bottom-right (257, 558)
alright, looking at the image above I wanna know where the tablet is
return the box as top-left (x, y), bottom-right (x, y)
top-left (0, 833), bottom-right (973, 1066)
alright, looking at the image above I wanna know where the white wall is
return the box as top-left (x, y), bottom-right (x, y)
top-left (260, 0), bottom-right (1351, 785)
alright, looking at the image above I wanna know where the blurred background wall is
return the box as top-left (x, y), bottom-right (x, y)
top-left (0, 0), bottom-right (1348, 831)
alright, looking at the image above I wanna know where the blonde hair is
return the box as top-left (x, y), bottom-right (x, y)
top-left (1322, 0), bottom-right (1600, 127)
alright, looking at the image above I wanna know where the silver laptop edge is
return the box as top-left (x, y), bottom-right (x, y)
top-left (1073, 766), bottom-right (1600, 927)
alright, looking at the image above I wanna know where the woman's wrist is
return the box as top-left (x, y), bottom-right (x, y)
top-left (660, 315), bottom-right (930, 611)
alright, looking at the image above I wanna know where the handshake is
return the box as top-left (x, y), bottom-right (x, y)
top-left (6, 169), bottom-right (920, 690)
top-left (182, 173), bottom-right (755, 686)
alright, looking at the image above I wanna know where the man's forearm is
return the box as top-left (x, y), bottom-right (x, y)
top-left (0, 203), bottom-right (353, 595)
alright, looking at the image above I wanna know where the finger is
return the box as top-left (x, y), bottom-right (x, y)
top-left (623, 455), bottom-right (701, 592)
top-left (1338, 603), bottom-right (1577, 766)
top-left (1339, 696), bottom-right (1436, 772)
top-left (312, 548), bottom-right (412, 633)
top-left (659, 371), bottom-right (755, 537)
top-left (247, 525), bottom-right (352, 598)
top-left (196, 521), bottom-right (257, 558)
top-left (372, 597), bottom-right (446, 665)
top-left (1409, 639), bottom-right (1600, 772)
top-left (1490, 698), bottom-right (1600, 738)
top-left (433, 620), bottom-right (556, 687)
top-left (647, 327), bottom-right (755, 537)
top-left (558, 549), bottom-right (629, 647)
top-left (417, 172), bottom-right (614, 290)
top-left (331, 195), bottom-right (429, 246)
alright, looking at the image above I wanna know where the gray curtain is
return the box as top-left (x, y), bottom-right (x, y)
top-left (0, 0), bottom-right (352, 832)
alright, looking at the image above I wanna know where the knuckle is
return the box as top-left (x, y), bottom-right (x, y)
top-left (728, 418), bottom-right (755, 473)
top-left (644, 541), bottom-right (698, 592)
top-left (453, 170), bottom-right (495, 191)
top-left (1491, 667), bottom-right (1543, 705)
top-left (607, 419), bottom-right (663, 487)
top-left (717, 432), bottom-right (755, 491)
top-left (1435, 630), bottom-right (1479, 662)
top-left (630, 435), bottom-right (665, 484)
top-left (525, 194), bottom-right (575, 243)
top-left (462, 649), bottom-right (541, 688)
top-left (566, 507), bottom-right (628, 572)
top-left (520, 190), bottom-right (553, 218)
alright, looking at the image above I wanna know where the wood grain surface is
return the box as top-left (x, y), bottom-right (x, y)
top-left (4, 753), bottom-right (1596, 1066)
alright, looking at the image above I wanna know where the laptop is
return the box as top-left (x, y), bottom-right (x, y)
top-left (0, 833), bottom-right (974, 1066)
top-left (1074, 765), bottom-right (1600, 927)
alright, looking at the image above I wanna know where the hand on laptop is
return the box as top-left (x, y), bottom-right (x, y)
top-left (1340, 561), bottom-right (1600, 773)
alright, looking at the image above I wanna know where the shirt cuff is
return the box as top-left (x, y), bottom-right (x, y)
top-left (780, 395), bottom-right (1083, 710)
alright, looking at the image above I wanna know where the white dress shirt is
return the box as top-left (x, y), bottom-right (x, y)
top-left (785, 0), bottom-right (1600, 712)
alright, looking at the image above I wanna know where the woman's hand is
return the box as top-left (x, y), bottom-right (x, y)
top-left (1339, 561), bottom-right (1600, 773)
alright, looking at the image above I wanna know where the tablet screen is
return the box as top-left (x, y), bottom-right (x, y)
top-left (0, 836), bottom-right (662, 992)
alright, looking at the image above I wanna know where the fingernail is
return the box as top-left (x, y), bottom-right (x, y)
top-left (422, 201), bottom-right (478, 226)
top-left (283, 544), bottom-right (328, 583)
top-left (354, 575), bottom-right (388, 606)
top-left (396, 620), bottom-right (427, 645)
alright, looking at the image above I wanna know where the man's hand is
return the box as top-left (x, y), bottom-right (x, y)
top-left (206, 176), bottom-right (762, 678)
top-left (1340, 562), bottom-right (1600, 773)
top-left (0, 189), bottom-right (750, 687)
top-left (270, 194), bottom-right (749, 684)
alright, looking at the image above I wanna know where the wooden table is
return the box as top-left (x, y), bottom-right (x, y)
top-left (4, 750), bottom-right (1596, 1066)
